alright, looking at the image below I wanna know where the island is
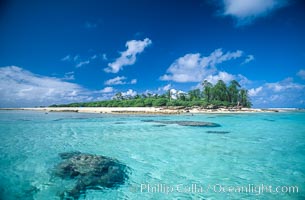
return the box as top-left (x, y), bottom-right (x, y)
top-left (5, 80), bottom-right (281, 114)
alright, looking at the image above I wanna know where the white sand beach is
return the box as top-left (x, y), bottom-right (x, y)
top-left (1, 107), bottom-right (281, 114)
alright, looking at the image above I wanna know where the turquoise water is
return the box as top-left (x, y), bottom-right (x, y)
top-left (0, 110), bottom-right (304, 200)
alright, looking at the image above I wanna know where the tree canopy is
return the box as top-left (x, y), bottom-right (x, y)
top-left (51, 79), bottom-right (252, 108)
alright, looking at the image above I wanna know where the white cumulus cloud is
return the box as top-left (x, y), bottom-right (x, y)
top-left (169, 89), bottom-right (186, 100)
top-left (266, 77), bottom-right (304, 92)
top-left (73, 55), bottom-right (80, 62)
top-left (121, 89), bottom-right (137, 98)
top-left (100, 87), bottom-right (114, 93)
top-left (130, 79), bottom-right (137, 84)
top-left (0, 66), bottom-right (101, 107)
top-left (61, 53), bottom-right (100, 68)
top-left (158, 84), bottom-right (171, 91)
top-left (105, 38), bottom-right (152, 73)
top-left (61, 55), bottom-right (71, 61)
top-left (221, 0), bottom-right (289, 25)
top-left (102, 53), bottom-right (108, 61)
top-left (62, 71), bottom-right (75, 80)
top-left (249, 78), bottom-right (305, 108)
top-left (205, 71), bottom-right (236, 85)
top-left (0, 66), bottom-right (131, 107)
top-left (91, 54), bottom-right (97, 60)
top-left (297, 69), bottom-right (305, 80)
top-left (160, 48), bottom-right (243, 83)
top-left (105, 76), bottom-right (127, 85)
top-left (248, 86), bottom-right (263, 97)
top-left (242, 55), bottom-right (255, 64)
top-left (104, 76), bottom-right (137, 85)
top-left (75, 60), bottom-right (90, 68)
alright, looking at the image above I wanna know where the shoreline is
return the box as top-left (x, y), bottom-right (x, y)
top-left (0, 107), bottom-right (287, 114)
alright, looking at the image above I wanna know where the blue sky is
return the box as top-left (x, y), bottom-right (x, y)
top-left (0, 0), bottom-right (305, 108)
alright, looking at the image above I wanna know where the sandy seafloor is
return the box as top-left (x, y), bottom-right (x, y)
top-left (0, 110), bottom-right (304, 199)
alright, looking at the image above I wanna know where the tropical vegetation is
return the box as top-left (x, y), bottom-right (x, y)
top-left (50, 80), bottom-right (252, 108)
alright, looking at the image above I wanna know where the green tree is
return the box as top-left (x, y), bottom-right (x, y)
top-left (228, 80), bottom-right (241, 105)
top-left (144, 98), bottom-right (153, 107)
top-left (166, 90), bottom-right (171, 101)
top-left (152, 98), bottom-right (168, 107)
top-left (50, 79), bottom-right (252, 108)
top-left (202, 80), bottom-right (213, 102)
top-left (178, 93), bottom-right (186, 101)
top-left (114, 92), bottom-right (123, 100)
top-left (212, 80), bottom-right (228, 101)
top-left (188, 89), bottom-right (201, 101)
top-left (134, 94), bottom-right (142, 99)
top-left (239, 89), bottom-right (251, 107)
top-left (146, 93), bottom-right (153, 98)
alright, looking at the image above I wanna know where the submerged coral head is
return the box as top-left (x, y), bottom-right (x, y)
top-left (54, 151), bottom-right (129, 199)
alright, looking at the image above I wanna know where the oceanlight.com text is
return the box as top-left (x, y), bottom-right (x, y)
top-left (130, 183), bottom-right (299, 195)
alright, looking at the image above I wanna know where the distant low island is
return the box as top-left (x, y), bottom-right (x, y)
top-left (51, 80), bottom-right (252, 109)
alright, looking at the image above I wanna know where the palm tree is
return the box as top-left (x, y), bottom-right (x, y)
top-left (166, 90), bottom-right (171, 101)
top-left (239, 89), bottom-right (251, 107)
top-left (188, 89), bottom-right (201, 101)
top-left (228, 80), bottom-right (241, 105)
top-left (134, 94), bottom-right (142, 99)
top-left (178, 93), bottom-right (186, 101)
top-left (146, 93), bottom-right (153, 98)
top-left (114, 92), bottom-right (123, 100)
top-left (202, 80), bottom-right (213, 102)
top-left (213, 80), bottom-right (228, 101)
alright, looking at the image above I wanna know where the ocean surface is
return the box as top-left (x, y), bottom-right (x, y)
top-left (0, 110), bottom-right (304, 200)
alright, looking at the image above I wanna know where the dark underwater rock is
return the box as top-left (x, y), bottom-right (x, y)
top-left (206, 131), bottom-right (230, 134)
top-left (152, 124), bottom-right (167, 127)
top-left (142, 120), bottom-right (220, 127)
top-left (114, 122), bottom-right (126, 124)
top-left (262, 119), bottom-right (275, 122)
top-left (54, 152), bottom-right (129, 199)
top-left (17, 119), bottom-right (32, 121)
top-left (174, 121), bottom-right (220, 127)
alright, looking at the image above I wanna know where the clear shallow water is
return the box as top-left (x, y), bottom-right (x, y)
top-left (0, 110), bottom-right (304, 200)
